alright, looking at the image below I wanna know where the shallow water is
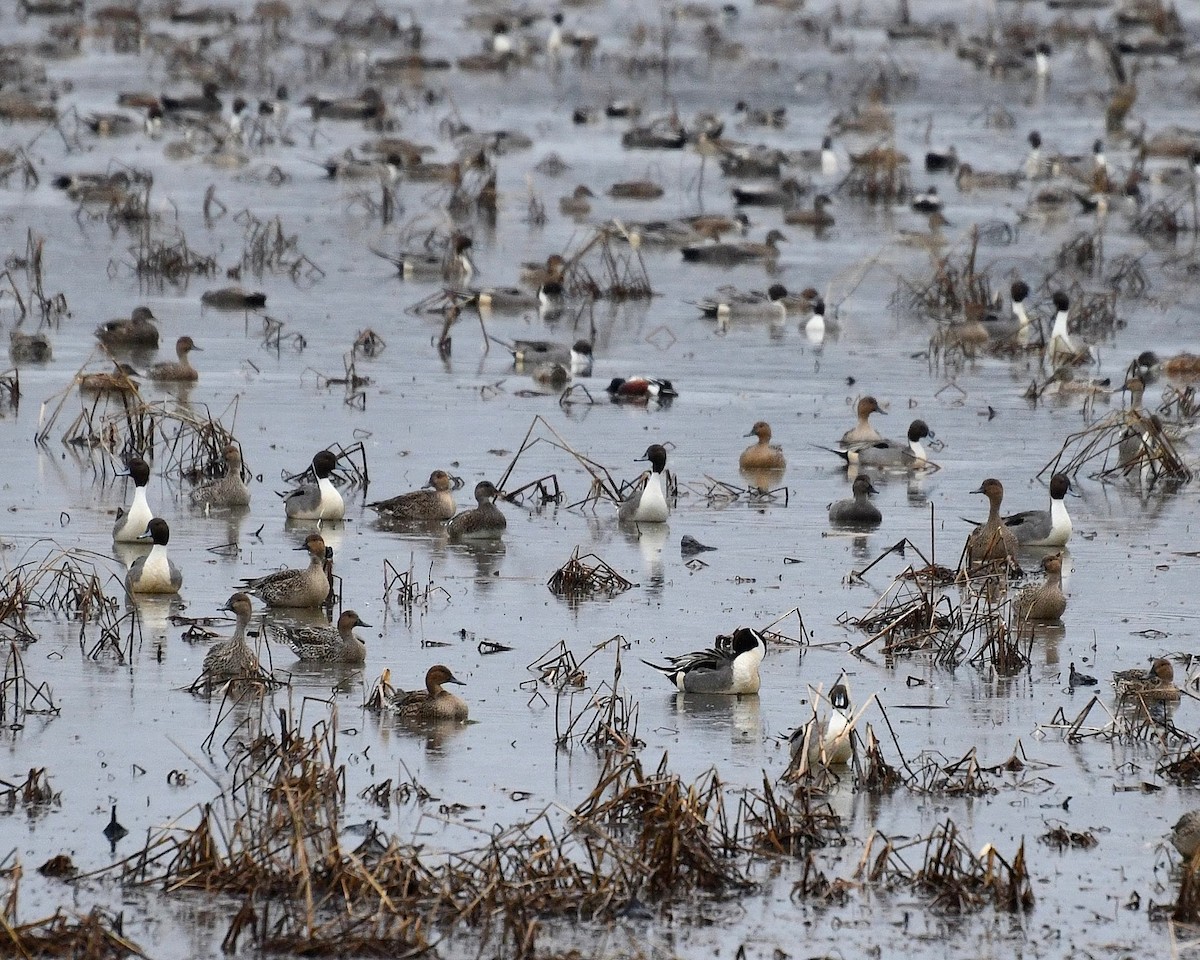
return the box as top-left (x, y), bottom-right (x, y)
top-left (2, 0), bottom-right (1200, 956)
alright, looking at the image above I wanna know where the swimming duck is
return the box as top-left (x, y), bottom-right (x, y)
top-left (304, 87), bottom-right (385, 122)
top-left (840, 396), bottom-right (887, 447)
top-left (789, 136), bottom-right (838, 176)
top-left (693, 284), bottom-right (789, 321)
top-left (739, 421), bottom-right (785, 471)
top-left (190, 443), bottom-right (251, 509)
top-left (911, 185), bottom-right (944, 213)
top-left (618, 445), bottom-right (670, 523)
top-left (680, 229), bottom-right (787, 265)
top-left (113, 458), bottom-right (154, 543)
top-left (243, 533), bottom-right (331, 608)
top-left (389, 664), bottom-right (469, 721)
top-left (147, 336), bottom-right (201, 382)
top-left (1025, 131), bottom-right (1048, 179)
top-left (828, 476), bottom-right (882, 526)
top-left (125, 518), bottom-right (182, 594)
top-left (368, 470), bottom-right (457, 522)
top-left (283, 450), bottom-right (345, 521)
top-left (96, 306), bottom-right (159, 348)
top-left (734, 100), bottom-right (786, 128)
top-left (161, 82), bottom-right (222, 115)
top-left (1069, 663), bottom-right (1097, 688)
top-left (965, 478), bottom-right (1019, 567)
top-left (607, 377), bottom-right (678, 402)
top-left (1114, 658), bottom-right (1180, 704)
top-left (446, 481), bottom-right (506, 540)
top-left (1014, 553), bottom-right (1067, 621)
top-left (380, 235), bottom-right (474, 284)
top-left (644, 627), bottom-right (766, 695)
top-left (508, 339), bottom-right (593, 374)
top-left (790, 681), bottom-right (855, 766)
top-left (955, 163), bottom-right (1024, 191)
top-left (835, 420), bottom-right (934, 470)
top-left (200, 287), bottom-right (267, 310)
top-left (9, 330), bottom-right (52, 363)
top-left (1118, 377), bottom-right (1149, 470)
top-left (1003, 473), bottom-right (1072, 546)
top-left (783, 194), bottom-right (835, 228)
top-left (201, 593), bottom-right (260, 683)
top-left (559, 186), bottom-right (594, 217)
top-left (731, 177), bottom-right (806, 207)
top-left (1046, 291), bottom-right (1084, 366)
top-left (1171, 811), bottom-right (1200, 859)
top-left (609, 179), bottom-right (664, 200)
top-left (273, 610), bottom-right (370, 663)
top-left (804, 299), bottom-right (838, 343)
top-left (80, 363), bottom-right (141, 396)
top-left (1000, 280), bottom-right (1037, 347)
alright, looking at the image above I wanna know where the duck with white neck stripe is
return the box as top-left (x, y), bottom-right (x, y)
top-left (283, 450), bottom-right (345, 521)
top-left (618, 444), bottom-right (670, 523)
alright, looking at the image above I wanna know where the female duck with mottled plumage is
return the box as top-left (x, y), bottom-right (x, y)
top-left (368, 469), bottom-right (457, 522)
top-left (201, 593), bottom-right (261, 683)
top-left (125, 518), bottom-right (183, 594)
top-left (389, 665), bottom-right (469, 721)
top-left (446, 481), bottom-right (506, 540)
top-left (965, 478), bottom-right (1019, 567)
top-left (282, 450), bottom-right (345, 521)
top-left (242, 533), bottom-right (331, 608)
top-left (1014, 554), bottom-right (1067, 622)
top-left (190, 443), bottom-right (251, 508)
top-left (271, 610), bottom-right (370, 663)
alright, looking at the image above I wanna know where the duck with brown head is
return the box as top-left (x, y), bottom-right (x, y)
top-left (446, 481), bottom-right (506, 540)
top-left (965, 478), bottom-right (1019, 566)
top-left (739, 422), bottom-right (785, 472)
top-left (390, 665), bottom-right (469, 721)
top-left (148, 336), bottom-right (201, 382)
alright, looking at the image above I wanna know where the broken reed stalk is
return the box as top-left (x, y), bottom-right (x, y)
top-left (494, 415), bottom-right (624, 504)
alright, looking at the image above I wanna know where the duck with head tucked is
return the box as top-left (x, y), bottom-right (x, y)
top-left (190, 443), bottom-right (251, 509)
top-left (389, 664), bottom-right (469, 721)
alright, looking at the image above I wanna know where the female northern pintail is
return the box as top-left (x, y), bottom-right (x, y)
top-left (1118, 377), bottom-right (1148, 469)
top-left (80, 363), bottom-right (141, 396)
top-left (680, 229), bottom-right (787, 265)
top-left (201, 287), bottom-right (267, 310)
top-left (272, 610), bottom-right (370, 664)
top-left (1114, 658), bottom-right (1180, 703)
top-left (836, 419), bottom-right (936, 471)
top-left (607, 377), bottom-right (678, 402)
top-left (190, 443), bottom-right (251, 508)
top-left (840, 396), bottom-right (886, 446)
top-left (559, 185), bottom-right (594, 217)
top-left (790, 681), bottom-right (854, 766)
top-left (965, 478), bottom-right (1019, 566)
top-left (694, 284), bottom-right (788, 321)
top-left (828, 476), bottom-right (881, 526)
top-left (113, 458), bottom-right (154, 542)
top-left (96, 306), bottom-right (159, 348)
top-left (1014, 553), bottom-right (1067, 622)
top-left (644, 627), bottom-right (766, 695)
top-left (389, 664), bottom-right (469, 721)
top-left (147, 336), bottom-right (201, 382)
top-left (618, 444), bottom-right (670, 523)
top-left (783, 194), bottom-right (835, 229)
top-left (283, 450), bottom-right (345, 521)
top-left (1003, 473), bottom-right (1072, 546)
top-left (369, 470), bottom-right (457, 522)
top-left (954, 163), bottom-right (1023, 191)
top-left (1171, 810), bottom-right (1200, 859)
top-left (508, 338), bottom-right (593, 374)
top-left (126, 518), bottom-right (183, 594)
top-left (201, 593), bottom-right (261, 683)
top-left (243, 533), bottom-right (331, 608)
top-left (446, 481), bottom-right (506, 540)
top-left (10, 331), bottom-right (51, 363)
top-left (739, 421), bottom-right (785, 471)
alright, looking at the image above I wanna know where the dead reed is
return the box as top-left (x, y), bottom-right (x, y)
top-left (0, 642), bottom-right (61, 725)
top-left (546, 547), bottom-right (633, 602)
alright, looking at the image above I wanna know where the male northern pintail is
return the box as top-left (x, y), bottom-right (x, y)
top-left (242, 533), bottom-right (331, 607)
top-left (147, 336), bottom-right (201, 382)
top-left (734, 100), bottom-right (786, 128)
top-left (508, 338), bottom-right (593, 374)
top-left (731, 177), bottom-right (806, 207)
top-left (1024, 131), bottom-right (1049, 179)
top-left (304, 87), bottom-right (385, 122)
top-left (1003, 473), bottom-right (1072, 547)
top-left (1014, 553), bottom-right (1067, 622)
top-left (644, 627), bottom-right (766, 695)
top-left (828, 476), bottom-right (881, 526)
top-left (10, 331), bottom-right (51, 363)
top-left (788, 135), bottom-right (838, 176)
top-left (607, 377), bottom-right (678, 402)
top-left (113, 458), bottom-right (154, 542)
top-left (804, 299), bottom-right (839, 343)
top-left (840, 396), bottom-right (886, 446)
top-left (618, 444), bottom-right (670, 523)
top-left (161, 81), bottom-right (222, 115)
top-left (911, 185), bottom-right (943, 213)
top-left (272, 610), bottom-right (370, 663)
top-left (1114, 658), bottom-right (1179, 703)
top-left (739, 422), bottom-right (785, 471)
top-left (680, 229), bottom-right (787, 265)
top-left (201, 287), bottom-right (267, 310)
top-left (469, 283), bottom-right (563, 316)
top-left (201, 592), bottom-right (261, 683)
top-left (924, 146), bottom-right (957, 172)
top-left (790, 681), bottom-right (854, 766)
top-left (190, 443), bottom-right (251, 508)
top-left (783, 194), bottom-right (835, 228)
top-left (694, 284), bottom-right (789, 321)
top-left (382, 235), bottom-right (474, 284)
top-left (389, 664), bottom-right (469, 721)
top-left (965, 478), bottom-right (1019, 567)
top-left (836, 420), bottom-right (936, 471)
top-left (283, 450), bottom-right (345, 521)
top-left (126, 518), bottom-right (183, 594)
top-left (368, 470), bottom-right (457, 522)
top-left (1046, 291), bottom-right (1085, 366)
top-left (1006, 280), bottom-right (1036, 346)
top-left (1171, 810), bottom-right (1200, 859)
top-left (96, 306), bottom-right (159, 348)
top-left (446, 481), bottom-right (506, 540)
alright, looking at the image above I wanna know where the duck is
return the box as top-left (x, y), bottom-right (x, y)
top-left (389, 664), bottom-right (469, 720)
top-left (559, 185), bottom-right (594, 217)
top-left (911, 185), bottom-right (944, 213)
top-left (368, 470), bottom-right (457, 522)
top-left (282, 450), bottom-right (345, 521)
top-left (469, 285), bottom-right (546, 314)
top-left (836, 419), bottom-right (936, 471)
top-left (693, 284), bottom-right (789, 321)
top-left (924, 146), bottom-right (958, 173)
top-left (731, 177), bottom-right (806, 207)
top-left (840, 396), bottom-right (887, 447)
top-left (1113, 658), bottom-right (1180, 704)
top-left (96, 306), bottom-right (159, 348)
top-left (618, 445), bottom-right (671, 523)
top-left (1046, 291), bottom-right (1083, 366)
top-left (1014, 553), bottom-right (1067, 621)
top-left (52, 171), bottom-right (134, 204)
top-left (607, 377), bottom-right (678, 402)
top-left (446, 481), bottom-right (506, 540)
top-left (113, 458), bottom-right (154, 543)
top-left (783, 194), bottom-right (834, 228)
top-left (739, 422), bottom-right (785, 471)
top-left (965, 478), bottom-right (1019, 567)
top-left (9, 330), bottom-right (51, 363)
top-left (1069, 663), bottom-right (1097, 688)
top-left (804, 299), bottom-right (837, 343)
top-left (1118, 377), bottom-right (1149, 470)
top-left (201, 593), bottom-right (261, 683)
top-left (379, 235), bottom-right (474, 284)
top-left (734, 100), bottom-right (786, 128)
top-left (643, 627), bottom-right (766, 695)
top-left (125, 518), bottom-right (182, 594)
top-left (161, 82), bottom-right (222, 115)
top-left (1004, 280), bottom-right (1037, 347)
top-left (955, 163), bottom-right (1024, 191)
top-left (789, 135), bottom-right (838, 176)
top-left (147, 336), bottom-right (201, 382)
top-left (1025, 131), bottom-right (1048, 179)
top-left (200, 287), bottom-right (267, 310)
top-left (507, 339), bottom-right (593, 374)
top-left (1171, 811), bottom-right (1200, 859)
top-left (1003, 473), bottom-right (1072, 546)
top-left (304, 87), bottom-right (385, 122)
top-left (790, 681), bottom-right (854, 766)
top-left (190, 443), bottom-right (251, 509)
top-left (828, 476), bottom-right (882, 525)
top-left (608, 179), bottom-right (664, 200)
top-left (242, 533), bottom-right (331, 608)
top-left (80, 363), bottom-right (141, 396)
top-left (680, 229), bottom-right (787, 265)
top-left (273, 610), bottom-right (370, 663)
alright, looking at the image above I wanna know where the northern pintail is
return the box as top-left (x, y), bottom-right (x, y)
top-left (837, 419), bottom-right (935, 470)
top-left (9, 330), bottom-right (51, 363)
top-left (85, 112), bottom-right (138, 136)
top-left (201, 593), bottom-right (260, 682)
top-left (1114, 658), bottom-right (1180, 704)
top-left (1069, 663), bottom-right (1096, 688)
top-left (804, 299), bottom-right (838, 343)
top-left (113, 458), bottom-right (154, 542)
top-left (911, 186), bottom-right (944, 213)
top-left (147, 336), bottom-right (201, 382)
top-left (1171, 810), bottom-right (1200, 859)
top-left (53, 170), bottom-right (134, 204)
top-left (126, 518), bottom-right (182, 594)
top-left (680, 229), bottom-right (787, 265)
top-left (469, 285), bottom-right (544, 314)
top-left (609, 179), bottom-right (664, 200)
top-left (644, 627), bottom-right (766, 695)
top-left (783, 194), bottom-right (835, 228)
top-left (383, 235), bottom-right (474, 284)
top-left (446, 481), bottom-right (506, 540)
top-left (693, 284), bottom-right (789, 321)
top-left (828, 476), bottom-right (881, 525)
top-left (924, 146), bottom-right (958, 172)
top-left (734, 100), bottom-right (786, 128)
top-left (96, 306), bottom-right (158, 348)
top-left (965, 478), bottom-right (1019, 566)
top-left (790, 681), bottom-right (854, 766)
top-left (508, 339), bottom-right (593, 374)
top-left (283, 450), bottom-right (345, 521)
top-left (788, 135), bottom-right (838, 176)
top-left (389, 664), bottom-right (469, 721)
top-left (80, 363), bottom-right (140, 396)
top-left (273, 610), bottom-right (370, 663)
top-left (1024, 131), bottom-right (1049, 179)
top-left (190, 443), bottom-right (251, 508)
top-left (161, 82), bottom-right (222, 115)
top-left (1014, 553), bottom-right (1067, 621)
top-left (243, 532), bottom-right (331, 607)
top-left (1118, 377), bottom-right (1148, 470)
top-left (739, 421), bottom-right (785, 471)
top-left (304, 88), bottom-right (385, 122)
top-left (955, 163), bottom-right (1024, 191)
top-left (559, 185), bottom-right (594, 217)
top-left (201, 287), bottom-right (267, 310)
top-left (607, 377), bottom-right (678, 402)
top-left (1003, 280), bottom-right (1036, 347)
top-left (731, 177), bottom-right (806, 207)
top-left (618, 444), bottom-right (670, 523)
top-left (1003, 473), bottom-right (1072, 547)
top-left (840, 396), bottom-right (886, 446)
top-left (1046, 291), bottom-right (1082, 365)
top-left (368, 470), bottom-right (457, 522)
